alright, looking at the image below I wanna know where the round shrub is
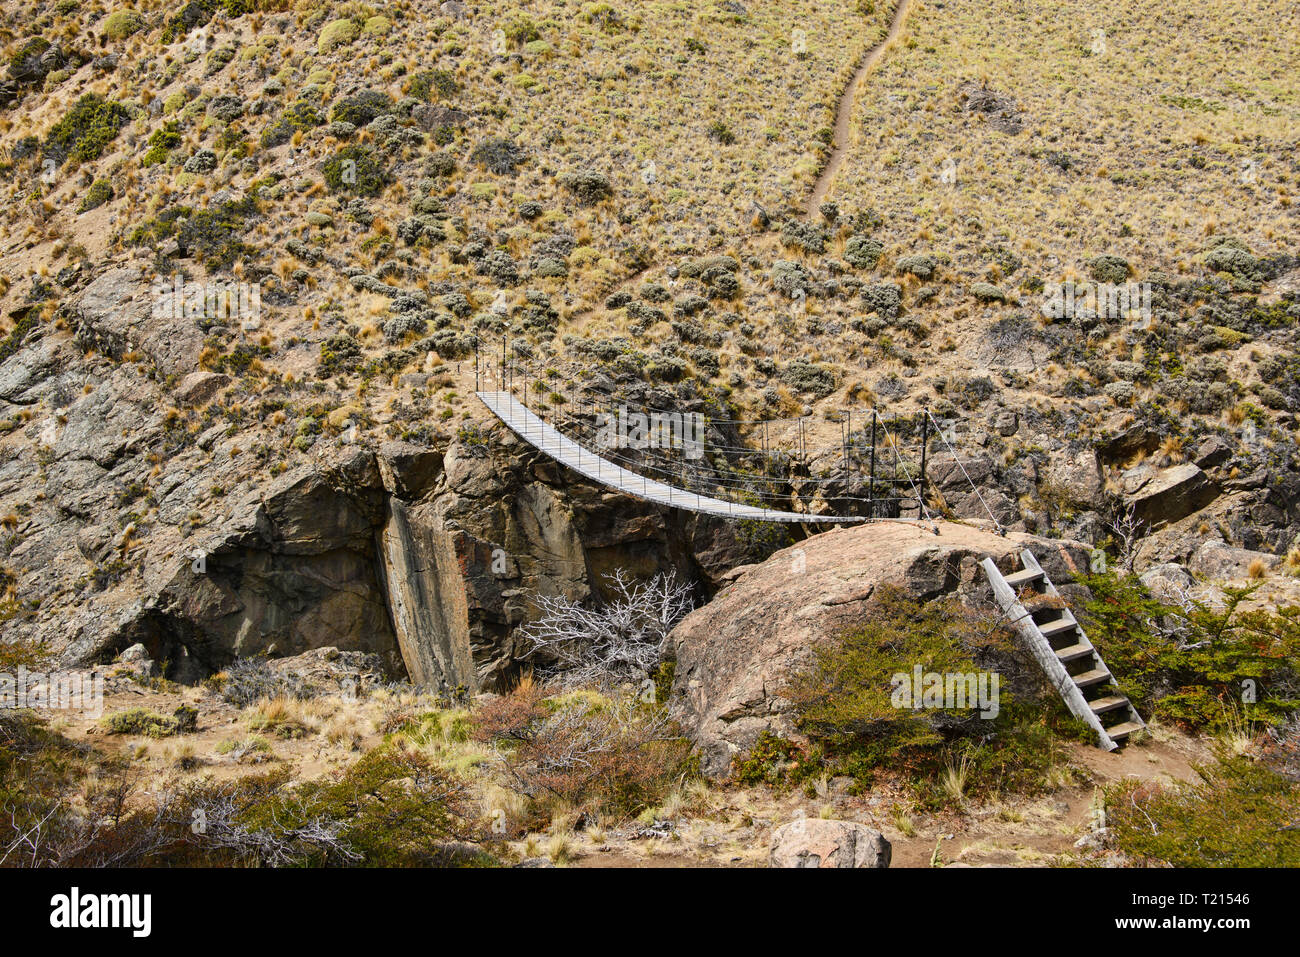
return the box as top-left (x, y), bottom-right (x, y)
top-left (558, 168), bottom-right (612, 204)
top-left (78, 179), bottom-right (114, 213)
top-left (1087, 253), bottom-right (1130, 284)
top-left (318, 18), bottom-right (361, 54)
top-left (895, 253), bottom-right (937, 280)
top-left (103, 11), bottom-right (145, 40)
top-left (322, 145), bottom-right (390, 196)
top-left (471, 136), bottom-right (524, 174)
top-left (844, 235), bottom-right (884, 270)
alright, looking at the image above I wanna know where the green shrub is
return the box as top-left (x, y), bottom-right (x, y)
top-left (44, 94), bottom-right (131, 165)
top-left (78, 179), bottom-right (114, 212)
top-left (103, 707), bottom-right (194, 738)
top-left (0, 310), bottom-right (38, 365)
top-left (780, 220), bottom-right (827, 254)
top-left (780, 359), bottom-right (836, 397)
top-left (970, 282), bottom-right (1006, 303)
top-left (1204, 240), bottom-right (1262, 281)
top-left (330, 90), bottom-right (393, 126)
top-left (1079, 571), bottom-right (1300, 731)
top-left (161, 0), bottom-right (218, 44)
top-left (183, 195), bottom-right (260, 269)
top-left (318, 18), bottom-right (361, 54)
top-left (227, 744), bottom-right (487, 865)
top-left (782, 586), bottom-right (1081, 806)
top-left (844, 234), bottom-right (884, 270)
top-left (102, 11), bottom-right (145, 40)
top-left (504, 14), bottom-right (541, 47)
top-left (322, 144), bottom-right (390, 196)
top-left (707, 120), bottom-right (735, 144)
top-left (732, 732), bottom-right (815, 788)
top-left (471, 136), bottom-right (524, 175)
top-left (260, 97), bottom-right (324, 147)
top-left (895, 253), bottom-right (937, 279)
top-left (8, 37), bottom-right (50, 81)
top-left (1087, 253), bottom-right (1130, 284)
top-left (319, 332), bottom-right (362, 375)
top-left (558, 168), bottom-right (611, 204)
top-left (1107, 750), bottom-right (1300, 866)
top-left (142, 122), bottom-right (181, 166)
top-left (409, 69), bottom-right (461, 101)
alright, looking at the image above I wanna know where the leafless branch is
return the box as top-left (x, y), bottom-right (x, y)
top-left (519, 569), bottom-right (693, 688)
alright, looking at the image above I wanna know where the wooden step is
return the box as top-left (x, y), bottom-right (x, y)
top-left (1088, 695), bottom-right (1129, 714)
top-left (1039, 618), bottom-right (1079, 639)
top-left (981, 550), bottom-right (1144, 752)
top-left (1106, 721), bottom-right (1144, 740)
top-left (1071, 668), bottom-right (1111, 688)
top-left (1004, 567), bottom-right (1045, 588)
top-left (1055, 642), bottom-right (1094, 663)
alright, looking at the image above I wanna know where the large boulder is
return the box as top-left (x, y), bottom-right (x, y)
top-left (1124, 463), bottom-right (1219, 529)
top-left (667, 520), bottom-right (1091, 778)
top-left (1046, 448), bottom-right (1104, 504)
top-left (1188, 541), bottom-right (1280, 580)
top-left (769, 819), bottom-right (891, 869)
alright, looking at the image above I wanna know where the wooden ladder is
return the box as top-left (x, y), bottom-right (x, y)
top-left (981, 549), bottom-right (1145, 751)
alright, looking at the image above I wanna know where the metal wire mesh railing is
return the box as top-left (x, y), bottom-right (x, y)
top-left (468, 339), bottom-right (962, 525)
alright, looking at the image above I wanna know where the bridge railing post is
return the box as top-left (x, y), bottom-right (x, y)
top-left (869, 411), bottom-right (877, 519)
top-left (919, 408), bottom-right (929, 514)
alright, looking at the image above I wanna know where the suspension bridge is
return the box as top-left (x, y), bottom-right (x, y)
top-left (475, 375), bottom-right (1001, 530)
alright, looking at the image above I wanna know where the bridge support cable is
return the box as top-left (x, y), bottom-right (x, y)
top-left (477, 392), bottom-right (945, 528)
top-left (924, 409), bottom-right (1006, 535)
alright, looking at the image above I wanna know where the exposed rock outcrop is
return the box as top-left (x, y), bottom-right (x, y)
top-left (73, 266), bottom-right (203, 378)
top-left (28, 411), bottom-right (775, 692)
top-left (1124, 463), bottom-right (1219, 529)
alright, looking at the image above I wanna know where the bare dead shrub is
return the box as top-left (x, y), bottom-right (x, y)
top-left (518, 570), bottom-right (693, 688)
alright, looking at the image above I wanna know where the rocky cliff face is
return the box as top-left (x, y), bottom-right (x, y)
top-left (4, 339), bottom-right (771, 690)
top-left (3, 258), bottom-right (1296, 699)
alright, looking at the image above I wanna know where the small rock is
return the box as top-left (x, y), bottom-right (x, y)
top-left (174, 371), bottom-right (230, 406)
top-left (769, 819), bottom-right (891, 869)
top-left (115, 643), bottom-right (156, 677)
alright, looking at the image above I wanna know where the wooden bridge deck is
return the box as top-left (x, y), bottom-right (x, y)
top-left (477, 392), bottom-right (862, 523)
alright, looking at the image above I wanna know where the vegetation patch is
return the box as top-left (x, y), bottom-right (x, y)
top-left (103, 706), bottom-right (197, 738)
top-left (323, 145), bottom-right (391, 196)
top-left (44, 94), bottom-right (130, 165)
top-left (1080, 571), bottom-right (1300, 732)
top-left (78, 179), bottom-right (114, 212)
top-left (474, 680), bottom-right (694, 830)
top-left (1107, 748), bottom-right (1300, 866)
top-left (782, 587), bottom-right (1088, 808)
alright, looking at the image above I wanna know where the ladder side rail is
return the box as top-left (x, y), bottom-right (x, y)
top-left (1019, 551), bottom-right (1146, 731)
top-left (982, 557), bottom-right (1118, 751)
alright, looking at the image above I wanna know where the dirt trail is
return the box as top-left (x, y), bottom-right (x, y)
top-left (565, 732), bottom-right (1210, 869)
top-left (805, 0), bottom-right (914, 220)
top-left (560, 0), bottom-right (914, 325)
